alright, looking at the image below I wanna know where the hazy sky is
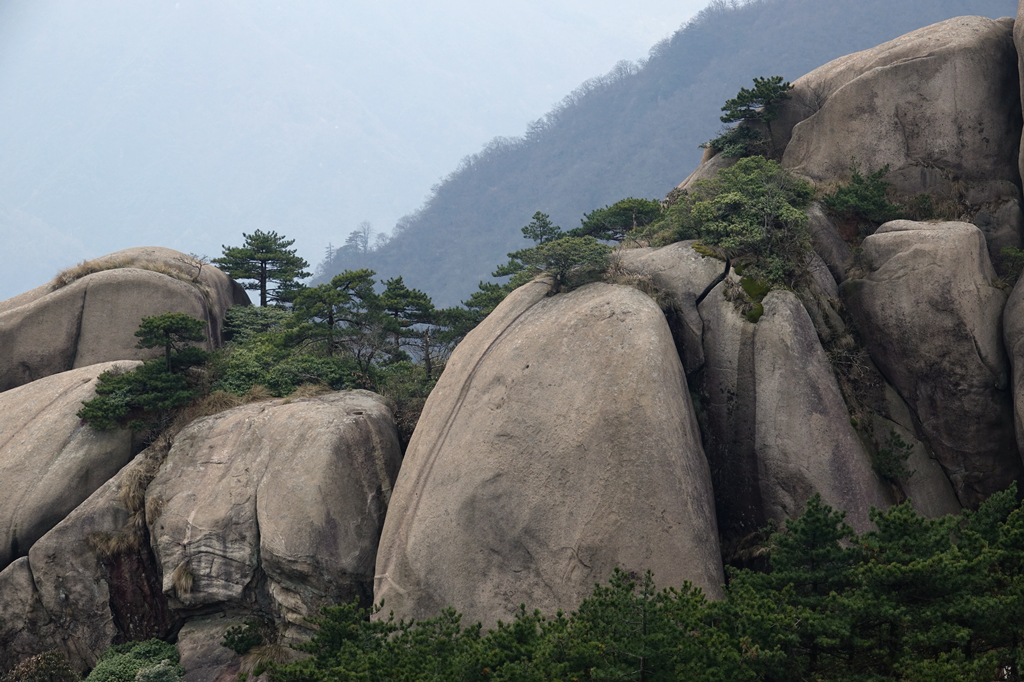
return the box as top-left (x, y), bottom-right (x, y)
top-left (0, 0), bottom-right (710, 300)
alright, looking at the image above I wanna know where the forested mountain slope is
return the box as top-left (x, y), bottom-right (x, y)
top-left (316, 0), bottom-right (1016, 305)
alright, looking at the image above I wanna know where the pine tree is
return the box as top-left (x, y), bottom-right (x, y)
top-left (214, 230), bottom-right (310, 306)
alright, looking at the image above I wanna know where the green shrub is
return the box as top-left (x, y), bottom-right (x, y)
top-left (222, 619), bottom-right (276, 656)
top-left (573, 197), bottom-right (663, 242)
top-left (999, 246), bottom-right (1024, 285)
top-left (702, 124), bottom-right (767, 158)
top-left (84, 640), bottom-right (181, 682)
top-left (876, 429), bottom-right (915, 482)
top-left (823, 163), bottom-right (903, 225)
top-left (212, 339), bottom-right (363, 397)
top-left (132, 661), bottom-right (181, 682)
top-left (375, 361), bottom-right (437, 448)
top-left (642, 156), bottom-right (813, 289)
top-left (497, 235), bottom-right (612, 292)
top-left (222, 305), bottom-right (294, 344)
top-left (78, 360), bottom-right (199, 431)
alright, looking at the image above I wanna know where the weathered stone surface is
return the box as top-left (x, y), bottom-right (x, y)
top-left (783, 16), bottom-right (1019, 191)
top-left (753, 291), bottom-right (893, 526)
top-left (697, 279), bottom-right (761, 536)
top-left (675, 152), bottom-right (738, 192)
top-left (842, 220), bottom-right (1020, 507)
top-left (613, 241), bottom-right (726, 374)
top-left (1003, 267), bottom-right (1024, 461)
top-left (27, 446), bottom-right (174, 673)
top-left (374, 280), bottom-right (724, 629)
top-left (0, 361), bottom-right (139, 570)
top-left (0, 247), bottom-right (249, 392)
top-left (176, 616), bottom-right (243, 682)
top-left (0, 558), bottom-right (58, 674)
top-left (782, 16), bottom-right (1022, 254)
top-left (1016, 0), bottom-right (1024, 188)
top-left (868, 383), bottom-right (961, 519)
top-left (806, 203), bottom-right (853, 285)
top-left (147, 391), bottom-right (400, 626)
top-left (698, 280), bottom-right (892, 535)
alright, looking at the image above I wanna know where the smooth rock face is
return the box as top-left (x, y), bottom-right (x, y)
top-left (1016, 0), bottom-right (1024, 187)
top-left (146, 391), bottom-right (401, 626)
top-left (805, 203), bottom-right (853, 285)
top-left (613, 241), bottom-right (726, 374)
top-left (783, 16), bottom-right (1019, 192)
top-left (0, 247), bottom-right (249, 392)
top-left (374, 281), bottom-right (725, 629)
top-left (782, 16), bottom-right (1022, 253)
top-left (175, 617), bottom-right (243, 682)
top-left (697, 279), bottom-right (761, 536)
top-left (842, 220), bottom-right (1021, 507)
top-left (1003, 270), bottom-right (1024, 461)
top-left (868, 383), bottom-right (961, 520)
top-left (27, 447), bottom-right (173, 673)
top-left (675, 152), bottom-right (738, 192)
top-left (753, 291), bottom-right (893, 526)
top-left (0, 558), bottom-right (58, 674)
top-left (0, 361), bottom-right (139, 570)
top-left (698, 281), bottom-right (892, 535)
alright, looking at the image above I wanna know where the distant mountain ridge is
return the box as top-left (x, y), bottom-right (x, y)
top-left (315, 0), bottom-right (1016, 305)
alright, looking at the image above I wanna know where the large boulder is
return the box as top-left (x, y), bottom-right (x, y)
top-left (753, 291), bottom-right (893, 523)
top-left (0, 558), bottom-right (59, 674)
top-left (1002, 266), bottom-right (1024, 461)
top-left (26, 446), bottom-right (174, 673)
top-left (0, 247), bottom-right (250, 392)
top-left (1015, 0), bottom-right (1024, 187)
top-left (175, 617), bottom-right (244, 682)
top-left (374, 280), bottom-right (725, 629)
top-left (780, 16), bottom-right (1022, 254)
top-left (613, 241), bottom-right (727, 375)
top-left (841, 220), bottom-right (1021, 507)
top-left (0, 361), bottom-right (140, 570)
top-left (698, 279), bottom-right (893, 536)
top-left (146, 391), bottom-right (401, 632)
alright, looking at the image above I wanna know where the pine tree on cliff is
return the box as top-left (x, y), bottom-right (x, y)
top-left (214, 230), bottom-right (310, 306)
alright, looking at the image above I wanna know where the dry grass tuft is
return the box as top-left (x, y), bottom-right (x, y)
top-left (245, 384), bottom-right (274, 402)
top-left (87, 529), bottom-right (141, 558)
top-left (53, 258), bottom-right (133, 287)
top-left (240, 643), bottom-right (292, 677)
top-left (170, 390), bottom-right (246, 430)
top-left (172, 560), bottom-right (194, 597)
top-left (146, 496), bottom-right (165, 524)
top-left (289, 382), bottom-right (333, 399)
top-left (51, 255), bottom-right (214, 306)
top-left (118, 464), bottom-right (155, 515)
top-left (603, 257), bottom-right (674, 310)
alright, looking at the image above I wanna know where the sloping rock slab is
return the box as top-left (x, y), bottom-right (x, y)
top-left (374, 280), bottom-right (724, 629)
top-left (753, 291), bottom-right (893, 525)
top-left (697, 280), bottom-right (892, 536)
top-left (0, 361), bottom-right (139, 570)
top-left (0, 558), bottom-right (59, 674)
top-left (0, 246), bottom-right (249, 392)
top-left (842, 220), bottom-right (1020, 507)
top-left (27, 446), bottom-right (173, 674)
top-left (147, 391), bottom-right (400, 627)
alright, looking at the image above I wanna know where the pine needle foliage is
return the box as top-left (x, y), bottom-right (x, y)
top-left (265, 484), bottom-right (1024, 681)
